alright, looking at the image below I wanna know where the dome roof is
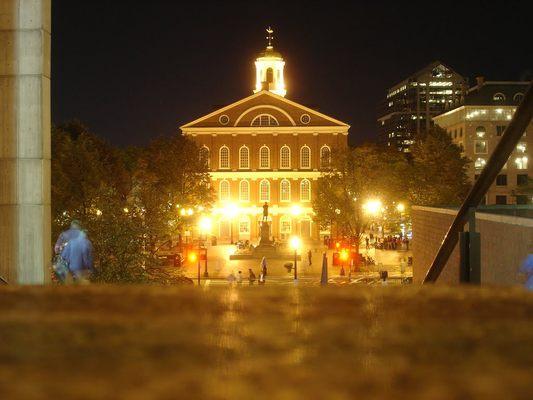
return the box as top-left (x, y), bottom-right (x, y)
top-left (257, 46), bottom-right (283, 59)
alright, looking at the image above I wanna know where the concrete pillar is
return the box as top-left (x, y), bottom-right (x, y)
top-left (0, 0), bottom-right (51, 284)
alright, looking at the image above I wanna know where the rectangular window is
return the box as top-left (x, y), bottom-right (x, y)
top-left (515, 156), bottom-right (528, 170)
top-left (495, 195), bottom-right (507, 205)
top-left (475, 140), bottom-right (487, 154)
top-left (516, 195), bottom-right (529, 205)
top-left (496, 174), bottom-right (507, 186)
top-left (496, 125), bottom-right (506, 136)
top-left (517, 174), bottom-right (528, 186)
top-left (239, 220), bottom-right (250, 234)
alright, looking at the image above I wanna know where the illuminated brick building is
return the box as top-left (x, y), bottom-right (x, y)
top-left (181, 29), bottom-right (349, 242)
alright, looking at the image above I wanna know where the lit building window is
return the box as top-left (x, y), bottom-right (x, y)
top-left (259, 179), bottom-right (270, 202)
top-left (320, 145), bottom-right (331, 168)
top-left (280, 145), bottom-right (291, 169)
top-left (300, 179), bottom-right (311, 202)
top-left (251, 114), bottom-right (279, 126)
top-left (239, 217), bottom-right (250, 235)
top-left (300, 145), bottom-right (311, 169)
top-left (199, 146), bottom-right (210, 168)
top-left (517, 143), bottom-right (527, 153)
top-left (259, 145), bottom-right (270, 168)
top-left (515, 156), bottom-right (528, 170)
top-left (219, 180), bottom-right (230, 201)
top-left (475, 158), bottom-right (486, 169)
top-left (219, 146), bottom-right (230, 169)
top-left (239, 145), bottom-right (250, 169)
top-left (475, 140), bottom-right (487, 154)
top-left (493, 93), bottom-right (506, 102)
top-left (476, 126), bottom-right (486, 138)
top-left (280, 179), bottom-right (291, 202)
top-left (239, 180), bottom-right (250, 202)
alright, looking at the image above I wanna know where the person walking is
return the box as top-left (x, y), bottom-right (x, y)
top-left (365, 236), bottom-right (370, 250)
top-left (237, 271), bottom-right (243, 284)
top-left (61, 229), bottom-right (94, 283)
top-left (307, 250), bottom-right (312, 267)
top-left (260, 257), bottom-right (267, 278)
top-left (248, 268), bottom-right (256, 285)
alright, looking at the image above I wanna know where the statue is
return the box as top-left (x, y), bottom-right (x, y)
top-left (262, 202), bottom-right (269, 222)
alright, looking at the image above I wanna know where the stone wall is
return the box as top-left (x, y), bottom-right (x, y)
top-left (412, 206), bottom-right (533, 285)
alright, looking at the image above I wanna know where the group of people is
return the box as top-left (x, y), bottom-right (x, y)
top-left (53, 220), bottom-right (94, 284)
top-left (227, 257), bottom-right (268, 285)
top-left (365, 235), bottom-right (409, 251)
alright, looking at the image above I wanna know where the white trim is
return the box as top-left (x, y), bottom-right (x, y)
top-left (239, 145), bottom-right (250, 169)
top-left (211, 171), bottom-right (320, 179)
top-left (238, 107), bottom-right (292, 126)
top-left (280, 145), bottom-right (291, 169)
top-left (259, 145), bottom-right (271, 169)
top-left (219, 145), bottom-right (230, 169)
top-left (300, 145), bottom-right (311, 169)
top-left (280, 179), bottom-right (291, 202)
top-left (182, 126), bottom-right (349, 135)
top-left (180, 90), bottom-right (349, 129)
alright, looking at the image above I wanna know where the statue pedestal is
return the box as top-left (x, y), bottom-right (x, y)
top-left (259, 221), bottom-right (272, 245)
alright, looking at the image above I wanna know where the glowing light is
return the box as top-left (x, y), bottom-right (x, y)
top-left (225, 203), bottom-right (239, 218)
top-left (95, 209), bottom-right (102, 216)
top-left (188, 252), bottom-right (198, 263)
top-left (290, 236), bottom-right (301, 251)
top-left (179, 208), bottom-right (187, 216)
top-left (123, 207), bottom-right (129, 213)
top-left (363, 199), bottom-right (382, 215)
top-left (291, 204), bottom-right (302, 216)
top-left (198, 216), bottom-right (212, 234)
top-left (340, 249), bottom-right (349, 261)
top-left (396, 203), bottom-right (405, 213)
top-left (187, 208), bottom-right (194, 216)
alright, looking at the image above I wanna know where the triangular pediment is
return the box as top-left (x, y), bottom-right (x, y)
top-left (180, 90), bottom-right (349, 129)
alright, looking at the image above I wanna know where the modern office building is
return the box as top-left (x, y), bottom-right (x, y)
top-left (181, 30), bottom-right (349, 243)
top-left (377, 61), bottom-right (467, 152)
top-left (433, 78), bottom-right (532, 205)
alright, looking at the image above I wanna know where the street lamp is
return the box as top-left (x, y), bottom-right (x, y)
top-left (340, 248), bottom-right (349, 276)
top-left (290, 236), bottom-right (301, 281)
top-left (396, 203), bottom-right (405, 213)
top-left (363, 199), bottom-right (382, 215)
top-left (198, 216), bottom-right (212, 278)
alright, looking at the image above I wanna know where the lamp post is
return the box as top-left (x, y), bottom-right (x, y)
top-left (198, 216), bottom-right (212, 278)
top-left (290, 236), bottom-right (301, 281)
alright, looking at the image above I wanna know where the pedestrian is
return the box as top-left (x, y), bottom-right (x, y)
top-left (61, 229), bottom-right (94, 283)
top-left (405, 238), bottom-right (410, 251)
top-left (237, 270), bottom-right (243, 284)
top-left (227, 271), bottom-right (236, 284)
top-left (248, 268), bottom-right (256, 285)
top-left (365, 236), bottom-right (369, 250)
top-left (259, 272), bottom-right (265, 285)
top-left (307, 250), bottom-right (312, 266)
top-left (261, 257), bottom-right (267, 277)
top-left (520, 254), bottom-right (533, 290)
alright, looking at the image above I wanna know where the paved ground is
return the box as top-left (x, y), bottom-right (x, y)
top-left (0, 285), bottom-right (531, 399)
top-left (181, 242), bottom-right (413, 285)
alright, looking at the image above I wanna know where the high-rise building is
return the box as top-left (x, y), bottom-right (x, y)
top-left (377, 61), bottom-right (467, 152)
top-left (433, 78), bottom-right (532, 205)
top-left (181, 29), bottom-right (349, 243)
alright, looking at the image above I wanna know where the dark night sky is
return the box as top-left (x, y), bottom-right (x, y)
top-left (52, 1), bottom-right (533, 147)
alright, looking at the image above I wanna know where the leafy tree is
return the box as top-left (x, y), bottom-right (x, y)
top-left (409, 126), bottom-right (471, 206)
top-left (313, 144), bottom-right (410, 244)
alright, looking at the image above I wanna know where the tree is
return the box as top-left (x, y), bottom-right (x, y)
top-left (409, 126), bottom-right (471, 206)
top-left (313, 144), bottom-right (410, 243)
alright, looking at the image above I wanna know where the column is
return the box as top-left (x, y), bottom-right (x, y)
top-left (0, 0), bottom-right (51, 283)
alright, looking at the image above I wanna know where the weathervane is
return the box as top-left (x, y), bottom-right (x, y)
top-left (266, 26), bottom-right (274, 47)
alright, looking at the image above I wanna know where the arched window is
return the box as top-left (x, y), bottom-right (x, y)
top-left (493, 92), bottom-right (506, 102)
top-left (266, 68), bottom-right (274, 83)
top-left (514, 93), bottom-right (524, 103)
top-left (280, 145), bottom-right (291, 169)
top-left (219, 180), bottom-right (230, 201)
top-left (239, 145), bottom-right (250, 169)
top-left (199, 146), bottom-right (210, 168)
top-left (300, 179), bottom-right (311, 202)
top-left (474, 158), bottom-right (486, 170)
top-left (320, 145), bottom-right (331, 168)
top-left (219, 146), bottom-right (230, 169)
top-left (251, 114), bottom-right (279, 126)
top-left (259, 145), bottom-right (270, 168)
top-left (476, 126), bottom-right (486, 138)
top-left (259, 179), bottom-right (270, 202)
top-left (300, 145), bottom-right (311, 169)
top-left (280, 179), bottom-right (291, 202)
top-left (239, 180), bottom-right (250, 202)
